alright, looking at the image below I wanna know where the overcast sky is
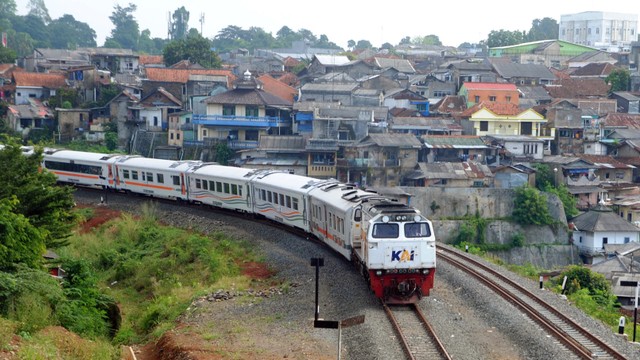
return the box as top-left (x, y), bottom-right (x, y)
top-left (14, 0), bottom-right (640, 49)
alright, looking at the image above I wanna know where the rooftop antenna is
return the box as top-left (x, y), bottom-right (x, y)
top-left (167, 11), bottom-right (172, 40)
top-left (199, 12), bottom-right (205, 36)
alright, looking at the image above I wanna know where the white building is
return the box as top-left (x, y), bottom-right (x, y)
top-left (559, 11), bottom-right (638, 52)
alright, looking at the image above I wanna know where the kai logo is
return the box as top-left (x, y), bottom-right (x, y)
top-left (391, 249), bottom-right (415, 262)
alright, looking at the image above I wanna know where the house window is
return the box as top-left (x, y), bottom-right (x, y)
top-left (246, 130), bottom-right (259, 141)
top-left (170, 133), bottom-right (174, 140)
top-left (474, 95), bottom-right (480, 103)
top-left (596, 27), bottom-right (600, 34)
top-left (177, 133), bottom-right (180, 140)
top-left (223, 105), bottom-right (235, 116)
top-left (624, 237), bottom-right (630, 243)
top-left (602, 237), bottom-right (608, 248)
top-left (489, 96), bottom-right (496, 101)
top-left (479, 121), bottom-right (488, 131)
top-left (628, 213), bottom-right (632, 222)
top-left (202, 129), bottom-right (208, 137)
top-left (153, 116), bottom-right (158, 126)
top-left (245, 106), bottom-right (259, 117)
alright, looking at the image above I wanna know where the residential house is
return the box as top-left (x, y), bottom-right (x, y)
top-left (79, 47), bottom-right (139, 74)
top-left (0, 63), bottom-right (22, 101)
top-left (142, 68), bottom-right (235, 107)
top-left (305, 55), bottom-right (351, 78)
top-left (493, 163), bottom-right (537, 188)
top-left (610, 92), bottom-right (640, 114)
top-left (22, 48), bottom-right (91, 72)
top-left (338, 133), bottom-right (422, 187)
top-left (545, 155), bottom-right (602, 209)
top-left (373, 57), bottom-right (416, 75)
top-left (383, 88), bottom-right (429, 116)
top-left (421, 135), bottom-right (491, 163)
top-left (488, 40), bottom-right (599, 68)
top-left (570, 204), bottom-right (640, 262)
top-left (134, 87), bottom-right (182, 132)
top-left (12, 72), bottom-right (66, 104)
top-left (305, 138), bottom-right (339, 179)
top-left (464, 102), bottom-right (548, 140)
top-left (485, 134), bottom-right (546, 161)
top-left (403, 161), bottom-right (494, 188)
top-left (292, 102), bottom-right (386, 141)
top-left (566, 50), bottom-right (618, 69)
top-left (236, 135), bottom-right (307, 175)
top-left (167, 111), bottom-right (193, 147)
top-left (578, 154), bottom-right (635, 183)
top-left (489, 59), bottom-right (556, 85)
top-left (516, 85), bottom-right (553, 109)
top-left (299, 81), bottom-right (359, 105)
top-left (458, 82), bottom-right (519, 108)
top-left (196, 70), bottom-right (293, 151)
top-left (611, 195), bottom-right (640, 225)
top-left (543, 78), bottom-right (611, 100)
top-left (446, 59), bottom-right (496, 91)
top-left (544, 99), bottom-right (593, 155)
top-left (430, 95), bottom-right (467, 118)
top-left (591, 242), bottom-right (640, 307)
top-left (569, 62), bottom-right (618, 79)
top-left (409, 75), bottom-right (456, 103)
top-left (56, 108), bottom-right (91, 142)
top-left (389, 117), bottom-right (463, 137)
top-left (6, 99), bottom-right (54, 134)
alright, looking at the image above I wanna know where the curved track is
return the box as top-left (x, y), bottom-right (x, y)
top-left (383, 302), bottom-right (452, 360)
top-left (438, 246), bottom-right (628, 360)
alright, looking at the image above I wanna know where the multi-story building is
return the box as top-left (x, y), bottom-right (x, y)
top-left (559, 11), bottom-right (638, 51)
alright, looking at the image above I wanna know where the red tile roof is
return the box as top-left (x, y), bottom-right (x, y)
top-left (257, 74), bottom-right (297, 103)
top-left (544, 78), bottom-right (610, 98)
top-left (578, 154), bottom-right (631, 169)
top-left (603, 113), bottom-right (640, 129)
top-left (139, 55), bottom-right (164, 65)
top-left (13, 72), bottom-right (66, 88)
top-left (144, 68), bottom-right (236, 87)
top-left (462, 82), bottom-right (517, 91)
top-left (463, 101), bottom-right (521, 116)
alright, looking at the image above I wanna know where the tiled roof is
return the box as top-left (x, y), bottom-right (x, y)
top-left (462, 82), bottom-right (517, 91)
top-left (363, 133), bottom-right (422, 148)
top-left (144, 68), bottom-right (236, 87)
top-left (543, 78), bottom-right (610, 98)
top-left (463, 101), bottom-right (521, 116)
top-left (571, 62), bottom-right (617, 77)
top-left (282, 57), bottom-right (300, 67)
top-left (414, 161), bottom-right (494, 180)
top-left (432, 95), bottom-right (467, 114)
top-left (374, 57), bottom-right (416, 74)
top-left (275, 72), bottom-right (299, 87)
top-left (571, 206), bottom-right (640, 232)
top-left (203, 88), bottom-right (292, 107)
top-left (491, 61), bottom-right (556, 80)
top-left (257, 74), bottom-right (297, 103)
top-left (13, 72), bottom-right (66, 88)
top-left (139, 55), bottom-right (164, 65)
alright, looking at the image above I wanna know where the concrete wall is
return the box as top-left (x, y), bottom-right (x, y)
top-left (402, 186), bottom-right (576, 268)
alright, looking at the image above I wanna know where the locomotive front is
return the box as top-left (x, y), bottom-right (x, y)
top-left (363, 209), bottom-right (436, 304)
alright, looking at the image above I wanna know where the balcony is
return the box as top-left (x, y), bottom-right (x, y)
top-left (337, 158), bottom-right (399, 168)
top-left (193, 114), bottom-right (288, 128)
top-left (228, 140), bottom-right (259, 150)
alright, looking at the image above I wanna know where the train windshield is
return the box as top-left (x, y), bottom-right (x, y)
top-left (372, 223), bottom-right (399, 238)
top-left (404, 223), bottom-right (432, 238)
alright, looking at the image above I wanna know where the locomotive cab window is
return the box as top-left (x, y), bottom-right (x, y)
top-left (372, 223), bottom-right (399, 238)
top-left (404, 223), bottom-right (431, 238)
top-left (172, 175), bottom-right (180, 186)
top-left (354, 208), bottom-right (362, 222)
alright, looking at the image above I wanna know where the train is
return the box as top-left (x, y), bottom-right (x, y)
top-left (38, 147), bottom-right (437, 304)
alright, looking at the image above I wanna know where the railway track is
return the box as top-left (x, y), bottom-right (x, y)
top-left (383, 302), bottom-right (452, 360)
top-left (438, 245), bottom-right (628, 360)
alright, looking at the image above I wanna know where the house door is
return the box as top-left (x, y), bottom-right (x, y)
top-left (521, 122), bottom-right (533, 135)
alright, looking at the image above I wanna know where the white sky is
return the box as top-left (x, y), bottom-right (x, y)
top-left (14, 0), bottom-right (640, 49)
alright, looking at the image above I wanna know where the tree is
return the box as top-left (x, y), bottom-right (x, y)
top-left (170, 6), bottom-right (189, 40)
top-left (212, 25), bottom-right (248, 53)
top-left (413, 34), bottom-right (442, 46)
top-left (355, 39), bottom-right (373, 50)
top-left (512, 185), bottom-right (553, 225)
top-left (0, 0), bottom-right (16, 20)
top-left (527, 17), bottom-right (558, 41)
top-left (48, 14), bottom-right (96, 49)
top-left (605, 69), bottom-right (630, 93)
top-left (0, 45), bottom-right (16, 63)
top-left (27, 0), bottom-right (51, 24)
top-left (0, 197), bottom-right (46, 270)
top-left (163, 33), bottom-right (221, 68)
top-left (106, 3), bottom-right (139, 50)
top-left (347, 39), bottom-right (356, 50)
top-left (0, 140), bottom-right (76, 249)
top-left (487, 29), bottom-right (526, 48)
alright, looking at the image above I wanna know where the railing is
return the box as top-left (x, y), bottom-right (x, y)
top-left (193, 114), bottom-right (288, 127)
top-left (227, 140), bottom-right (259, 150)
top-left (337, 158), bottom-right (400, 168)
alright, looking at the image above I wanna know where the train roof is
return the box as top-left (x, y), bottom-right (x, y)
top-left (190, 164), bottom-right (256, 180)
top-left (309, 182), bottom-right (388, 210)
top-left (115, 156), bottom-right (202, 171)
top-left (249, 170), bottom-right (320, 193)
top-left (42, 149), bottom-right (122, 162)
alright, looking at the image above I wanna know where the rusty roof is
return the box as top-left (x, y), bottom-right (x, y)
top-left (544, 78), bottom-right (610, 98)
top-left (571, 62), bottom-right (618, 77)
top-left (257, 74), bottom-right (297, 103)
top-left (139, 55), bottom-right (164, 65)
top-left (13, 72), bottom-right (66, 88)
top-left (577, 154), bottom-right (634, 169)
top-left (144, 68), bottom-right (236, 87)
top-left (603, 113), bottom-right (640, 129)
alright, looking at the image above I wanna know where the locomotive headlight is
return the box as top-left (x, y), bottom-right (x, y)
top-left (422, 269), bottom-right (430, 274)
top-left (414, 215), bottom-right (421, 222)
top-left (382, 216), bottom-right (390, 223)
